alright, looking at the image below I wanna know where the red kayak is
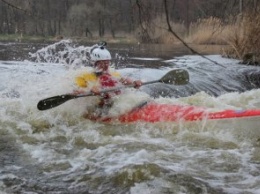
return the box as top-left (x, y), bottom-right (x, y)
top-left (96, 102), bottom-right (260, 123)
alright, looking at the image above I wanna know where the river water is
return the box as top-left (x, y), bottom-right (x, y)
top-left (0, 40), bottom-right (260, 194)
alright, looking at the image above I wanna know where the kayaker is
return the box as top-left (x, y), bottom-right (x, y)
top-left (74, 42), bottom-right (142, 119)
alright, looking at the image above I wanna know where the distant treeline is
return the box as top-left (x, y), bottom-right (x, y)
top-left (0, 0), bottom-right (259, 43)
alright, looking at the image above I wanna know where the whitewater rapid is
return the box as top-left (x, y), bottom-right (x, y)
top-left (0, 41), bottom-right (260, 194)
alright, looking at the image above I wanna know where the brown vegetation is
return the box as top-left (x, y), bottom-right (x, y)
top-left (1, 0), bottom-right (260, 64)
top-left (187, 17), bottom-right (228, 45)
top-left (224, 10), bottom-right (260, 65)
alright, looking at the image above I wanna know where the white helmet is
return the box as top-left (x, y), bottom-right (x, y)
top-left (90, 46), bottom-right (111, 63)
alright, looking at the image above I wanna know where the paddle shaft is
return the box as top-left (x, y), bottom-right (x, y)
top-left (37, 69), bottom-right (189, 110)
top-left (37, 80), bottom-right (160, 110)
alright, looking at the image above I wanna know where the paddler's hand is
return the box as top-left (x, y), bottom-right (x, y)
top-left (120, 78), bottom-right (142, 88)
top-left (120, 77), bottom-right (132, 85)
top-left (133, 80), bottom-right (142, 89)
top-left (72, 90), bottom-right (86, 95)
top-left (91, 86), bottom-right (101, 95)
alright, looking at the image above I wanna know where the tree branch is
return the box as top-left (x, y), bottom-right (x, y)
top-left (1, 0), bottom-right (32, 16)
top-left (163, 0), bottom-right (224, 67)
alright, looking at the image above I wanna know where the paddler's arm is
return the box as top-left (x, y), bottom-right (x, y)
top-left (90, 85), bottom-right (101, 95)
top-left (73, 73), bottom-right (98, 95)
top-left (72, 76), bottom-right (86, 95)
top-left (111, 71), bottom-right (142, 88)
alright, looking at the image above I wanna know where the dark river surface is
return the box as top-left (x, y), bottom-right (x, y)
top-left (0, 41), bottom-right (221, 61)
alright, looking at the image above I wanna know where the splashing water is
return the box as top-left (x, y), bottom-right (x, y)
top-left (29, 39), bottom-right (91, 67)
top-left (0, 41), bottom-right (260, 194)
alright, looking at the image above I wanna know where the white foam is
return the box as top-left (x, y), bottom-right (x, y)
top-left (1, 44), bottom-right (260, 193)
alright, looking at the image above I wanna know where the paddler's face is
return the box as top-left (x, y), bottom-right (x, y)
top-left (95, 60), bottom-right (110, 72)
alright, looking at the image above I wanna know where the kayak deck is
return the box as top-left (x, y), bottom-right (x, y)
top-left (94, 103), bottom-right (260, 123)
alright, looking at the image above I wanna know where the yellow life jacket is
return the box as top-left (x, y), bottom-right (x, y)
top-left (75, 71), bottom-right (121, 88)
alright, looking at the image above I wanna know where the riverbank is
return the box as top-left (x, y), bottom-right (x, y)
top-left (0, 34), bottom-right (138, 44)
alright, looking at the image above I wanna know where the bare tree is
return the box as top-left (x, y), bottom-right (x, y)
top-left (1, 0), bottom-right (259, 42)
top-left (134, 0), bottom-right (154, 42)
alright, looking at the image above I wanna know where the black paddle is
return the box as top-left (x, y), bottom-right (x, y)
top-left (37, 69), bottom-right (189, 111)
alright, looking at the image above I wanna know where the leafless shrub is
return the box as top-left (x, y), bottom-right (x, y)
top-left (225, 9), bottom-right (260, 65)
top-left (187, 17), bottom-right (227, 45)
top-left (135, 16), bottom-right (186, 44)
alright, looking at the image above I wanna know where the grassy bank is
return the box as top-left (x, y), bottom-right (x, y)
top-left (0, 34), bottom-right (54, 43)
top-left (0, 34), bottom-right (139, 45)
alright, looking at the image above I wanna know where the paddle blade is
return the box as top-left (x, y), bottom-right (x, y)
top-left (37, 94), bottom-right (76, 111)
top-left (160, 69), bottom-right (189, 85)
